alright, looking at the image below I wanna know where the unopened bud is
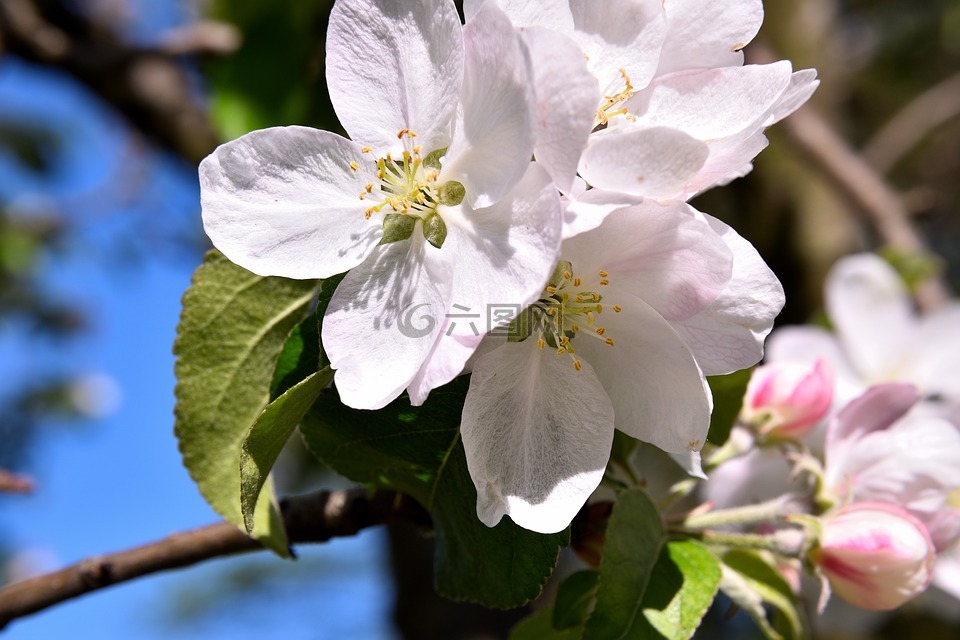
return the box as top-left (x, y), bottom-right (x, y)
top-left (741, 359), bottom-right (833, 439)
top-left (811, 502), bottom-right (935, 611)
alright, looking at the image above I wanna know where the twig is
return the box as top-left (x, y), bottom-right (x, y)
top-left (0, 488), bottom-right (427, 629)
top-left (0, 0), bottom-right (219, 164)
top-left (0, 469), bottom-right (33, 493)
top-left (862, 72), bottom-right (960, 174)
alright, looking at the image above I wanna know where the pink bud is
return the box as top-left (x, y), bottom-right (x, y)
top-left (813, 502), bottom-right (935, 611)
top-left (741, 359), bottom-right (834, 439)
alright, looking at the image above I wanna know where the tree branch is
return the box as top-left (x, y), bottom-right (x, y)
top-left (0, 488), bottom-right (428, 629)
top-left (0, 0), bottom-right (220, 164)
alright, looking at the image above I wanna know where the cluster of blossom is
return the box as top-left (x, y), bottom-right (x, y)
top-left (199, 0), bottom-right (818, 535)
top-left (706, 253), bottom-right (960, 613)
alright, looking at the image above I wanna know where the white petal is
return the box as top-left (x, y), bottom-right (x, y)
top-left (407, 163), bottom-right (563, 403)
top-left (470, 0), bottom-right (575, 32)
top-left (669, 210), bottom-right (785, 375)
top-left (442, 2), bottom-right (537, 208)
top-left (573, 293), bottom-right (711, 454)
top-left (323, 236), bottom-right (452, 410)
top-left (326, 0), bottom-right (463, 152)
top-left (825, 383), bottom-right (919, 472)
top-left (461, 339), bottom-right (615, 534)
top-left (579, 127), bottom-right (709, 198)
top-left (765, 326), bottom-right (866, 408)
top-left (681, 131), bottom-right (770, 199)
top-left (562, 188), bottom-right (643, 240)
top-left (656, 0), bottom-right (764, 75)
top-left (825, 254), bottom-right (913, 382)
top-left (624, 62), bottom-right (794, 140)
top-left (904, 304), bottom-right (960, 403)
top-left (562, 203), bottom-right (732, 321)
top-left (569, 0), bottom-right (667, 92)
top-left (199, 126), bottom-right (380, 279)
top-left (767, 69), bottom-right (820, 125)
top-left (522, 27), bottom-right (599, 193)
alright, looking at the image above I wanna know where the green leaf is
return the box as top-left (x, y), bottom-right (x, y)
top-left (270, 272), bottom-right (342, 400)
top-left (174, 250), bottom-right (318, 555)
top-left (706, 368), bottom-right (753, 445)
top-left (584, 489), bottom-right (666, 639)
top-left (300, 379), bottom-right (568, 608)
top-left (720, 550), bottom-right (806, 640)
top-left (553, 569), bottom-right (599, 629)
top-left (509, 607), bottom-right (582, 640)
top-left (637, 541), bottom-right (721, 640)
top-left (240, 367), bottom-right (333, 532)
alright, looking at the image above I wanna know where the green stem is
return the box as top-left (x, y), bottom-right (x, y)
top-left (678, 495), bottom-right (805, 529)
top-left (674, 528), bottom-right (805, 557)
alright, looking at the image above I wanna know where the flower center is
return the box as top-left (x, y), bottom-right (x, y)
top-left (593, 68), bottom-right (638, 130)
top-left (512, 260), bottom-right (621, 370)
top-left (353, 130), bottom-right (465, 248)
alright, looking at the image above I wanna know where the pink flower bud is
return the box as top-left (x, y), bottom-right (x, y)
top-left (812, 502), bottom-right (935, 611)
top-left (741, 359), bottom-right (834, 439)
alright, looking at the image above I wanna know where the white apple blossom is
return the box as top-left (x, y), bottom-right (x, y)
top-left (767, 253), bottom-right (960, 422)
top-left (460, 202), bottom-right (785, 533)
top-left (199, 0), bottom-right (567, 410)
top-left (469, 0), bottom-right (819, 231)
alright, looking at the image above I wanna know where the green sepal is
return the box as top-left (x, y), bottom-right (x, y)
top-left (423, 147), bottom-right (447, 170)
top-left (423, 212), bottom-right (448, 249)
top-left (380, 213), bottom-right (417, 245)
top-left (439, 180), bottom-right (465, 206)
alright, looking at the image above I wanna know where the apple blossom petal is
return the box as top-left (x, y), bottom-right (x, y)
top-left (324, 236), bottom-right (452, 410)
top-left (624, 62), bottom-right (794, 140)
top-left (461, 339), bottom-right (615, 534)
top-left (562, 203), bottom-right (731, 321)
top-left (326, 0), bottom-right (463, 152)
top-left (467, 0), bottom-right (575, 33)
top-left (578, 127), bottom-right (710, 198)
top-left (825, 254), bottom-right (913, 381)
top-left (826, 383), bottom-right (919, 466)
top-left (442, 2), bottom-right (537, 209)
top-left (767, 69), bottom-right (820, 125)
top-left (562, 188), bottom-right (643, 239)
top-left (521, 27), bottom-right (599, 193)
top-left (573, 293), bottom-right (711, 454)
top-left (568, 0), bottom-right (667, 93)
top-left (680, 131), bottom-right (769, 199)
top-left (669, 211), bottom-right (784, 375)
top-left (407, 163), bottom-right (563, 403)
top-left (656, 0), bottom-right (764, 75)
top-left (442, 162), bottom-right (563, 337)
top-left (200, 126), bottom-right (380, 279)
top-left (906, 304), bottom-right (960, 402)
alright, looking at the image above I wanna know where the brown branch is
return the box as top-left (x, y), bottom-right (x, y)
top-left (0, 469), bottom-right (33, 493)
top-left (0, 488), bottom-right (428, 630)
top-left (777, 105), bottom-right (950, 312)
top-left (0, 0), bottom-right (220, 164)
top-left (862, 71), bottom-right (960, 174)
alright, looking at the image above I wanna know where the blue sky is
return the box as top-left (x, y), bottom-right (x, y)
top-left (0, 5), bottom-right (396, 638)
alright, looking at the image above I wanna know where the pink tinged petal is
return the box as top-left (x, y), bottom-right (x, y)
top-left (826, 383), bottom-right (919, 467)
top-left (816, 502), bottom-right (935, 611)
top-left (742, 360), bottom-right (834, 439)
top-left (656, 0), bottom-right (764, 75)
top-left (562, 187), bottom-right (643, 239)
top-left (624, 62), bottom-right (794, 141)
top-left (766, 69), bottom-right (820, 125)
top-left (568, 0), bottom-right (667, 93)
top-left (442, 2), bottom-right (537, 209)
top-left (765, 326), bottom-right (865, 407)
top-left (323, 236), bottom-right (453, 410)
top-left (199, 126), bottom-right (380, 279)
top-left (825, 254), bottom-right (914, 381)
top-left (326, 0), bottom-right (463, 152)
top-left (578, 127), bottom-right (710, 199)
top-left (521, 27), bottom-right (599, 193)
top-left (407, 163), bottom-right (564, 403)
top-left (669, 211), bottom-right (784, 375)
top-left (572, 293), bottom-right (711, 454)
top-left (680, 130), bottom-right (769, 199)
top-left (469, 0), bottom-right (575, 32)
top-left (461, 339), bottom-right (615, 534)
top-left (562, 203), bottom-right (731, 321)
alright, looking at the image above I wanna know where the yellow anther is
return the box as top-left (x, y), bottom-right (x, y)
top-left (604, 338), bottom-right (615, 346)
top-left (559, 335), bottom-right (570, 346)
top-left (413, 144), bottom-right (422, 155)
top-left (573, 277), bottom-right (582, 287)
top-left (596, 304), bottom-right (603, 313)
top-left (573, 360), bottom-right (582, 371)
top-left (562, 271), bottom-right (572, 280)
top-left (598, 270), bottom-right (608, 278)
top-left (361, 146), bottom-right (373, 153)
top-left (365, 183), bottom-right (374, 193)
top-left (545, 286), bottom-right (557, 295)
top-left (397, 128), bottom-right (410, 139)
top-left (537, 338), bottom-right (545, 350)
top-left (358, 191), bottom-right (366, 200)
top-left (557, 347), bottom-right (566, 356)
top-left (600, 279), bottom-right (609, 286)
top-left (595, 327), bottom-right (606, 336)
top-left (613, 305), bottom-right (622, 313)
top-left (364, 209), bottom-right (374, 219)
top-left (349, 161), bottom-right (360, 172)
top-left (571, 324), bottom-right (580, 333)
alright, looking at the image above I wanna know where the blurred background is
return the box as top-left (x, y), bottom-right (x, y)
top-left (0, 0), bottom-right (958, 638)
